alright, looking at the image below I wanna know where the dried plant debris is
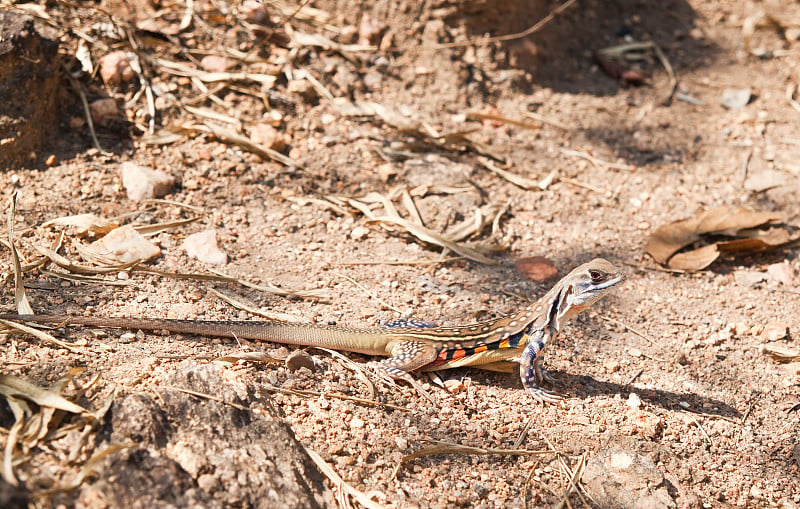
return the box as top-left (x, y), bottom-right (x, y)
top-left (309, 186), bottom-right (506, 264)
top-left (0, 374), bottom-right (88, 486)
top-left (645, 206), bottom-right (799, 271)
top-left (742, 9), bottom-right (800, 59)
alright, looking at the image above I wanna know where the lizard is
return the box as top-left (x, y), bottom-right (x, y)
top-left (0, 258), bottom-right (624, 402)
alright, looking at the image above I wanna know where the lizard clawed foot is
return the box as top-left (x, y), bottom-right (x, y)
top-left (367, 361), bottom-right (436, 403)
top-left (536, 367), bottom-right (559, 385)
top-left (525, 384), bottom-right (564, 403)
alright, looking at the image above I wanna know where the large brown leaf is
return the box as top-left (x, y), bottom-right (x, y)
top-left (645, 206), bottom-right (795, 271)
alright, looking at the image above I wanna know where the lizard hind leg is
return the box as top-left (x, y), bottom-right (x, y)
top-left (370, 340), bottom-right (439, 402)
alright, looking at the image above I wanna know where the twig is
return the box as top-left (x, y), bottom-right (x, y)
top-left (523, 111), bottom-right (572, 130)
top-left (687, 414), bottom-right (713, 444)
top-left (559, 148), bottom-right (635, 171)
top-left (332, 257), bottom-right (462, 266)
top-left (558, 176), bottom-right (608, 195)
top-left (162, 386), bottom-right (249, 411)
top-left (429, 0), bottom-right (577, 49)
top-left (624, 368), bottom-right (644, 386)
top-left (305, 446), bottom-right (388, 509)
top-left (742, 147), bottom-right (753, 182)
top-left (740, 395), bottom-right (757, 425)
top-left (600, 315), bottom-right (655, 345)
top-left (61, 65), bottom-right (107, 154)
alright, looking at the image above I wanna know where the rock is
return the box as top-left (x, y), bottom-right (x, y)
top-left (0, 11), bottom-right (61, 169)
top-left (241, 0), bottom-right (269, 25)
top-left (767, 262), bottom-right (795, 286)
top-left (83, 363), bottom-right (336, 508)
top-left (249, 124), bottom-right (286, 152)
top-left (745, 169), bottom-right (787, 192)
top-left (183, 229), bottom-right (228, 265)
top-left (515, 256), bottom-right (558, 283)
top-left (339, 25), bottom-right (358, 44)
top-left (720, 88), bottom-right (752, 109)
top-left (627, 392), bottom-right (642, 408)
top-left (120, 161), bottom-right (176, 201)
top-left (358, 14), bottom-right (384, 45)
top-left (99, 50), bottom-right (135, 84)
top-left (583, 447), bottom-right (676, 509)
top-left (733, 270), bottom-right (767, 287)
top-left (89, 98), bottom-right (119, 126)
top-left (761, 322), bottom-right (789, 341)
top-left (628, 410), bottom-right (664, 438)
top-left (285, 349), bottom-right (315, 372)
top-left (287, 79), bottom-right (316, 101)
top-left (90, 225), bottom-right (161, 263)
top-left (350, 226), bottom-right (369, 240)
top-left (200, 55), bottom-right (229, 73)
top-left (443, 378), bottom-right (465, 394)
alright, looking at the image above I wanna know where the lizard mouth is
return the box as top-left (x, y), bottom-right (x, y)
top-left (591, 272), bottom-right (626, 292)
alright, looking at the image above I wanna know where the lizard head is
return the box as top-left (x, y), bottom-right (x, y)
top-left (557, 258), bottom-right (625, 320)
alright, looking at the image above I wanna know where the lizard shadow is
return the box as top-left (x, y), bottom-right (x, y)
top-left (475, 369), bottom-right (741, 419)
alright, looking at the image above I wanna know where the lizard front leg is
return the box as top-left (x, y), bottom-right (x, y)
top-left (519, 331), bottom-right (562, 403)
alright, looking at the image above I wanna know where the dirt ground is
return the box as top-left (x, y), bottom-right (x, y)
top-left (2, 0), bottom-right (800, 507)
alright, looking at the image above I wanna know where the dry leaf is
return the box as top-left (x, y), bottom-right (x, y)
top-left (645, 206), bottom-right (794, 270)
top-left (42, 213), bottom-right (119, 237)
top-left (0, 375), bottom-right (87, 414)
top-left (667, 244), bottom-right (720, 271)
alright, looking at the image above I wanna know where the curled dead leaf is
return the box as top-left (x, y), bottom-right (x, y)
top-left (645, 206), bottom-right (797, 271)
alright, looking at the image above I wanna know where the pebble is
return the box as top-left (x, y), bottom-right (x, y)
top-left (200, 55), bottom-right (229, 72)
top-left (120, 162), bottom-right (176, 201)
top-left (721, 88), bottom-right (752, 109)
top-left (767, 262), bottom-right (795, 286)
top-left (358, 14), bottom-right (384, 45)
top-left (89, 98), bottom-right (118, 126)
top-left (91, 225), bottom-right (161, 263)
top-left (627, 393), bottom-right (642, 408)
top-left (183, 229), bottom-right (228, 265)
top-left (515, 256), bottom-right (558, 283)
top-left (285, 350), bottom-right (315, 372)
top-left (99, 51), bottom-right (135, 84)
top-left (583, 447), bottom-right (675, 509)
top-left (394, 436), bottom-right (408, 450)
top-left (761, 322), bottom-right (788, 341)
top-left (249, 124), bottom-right (286, 152)
top-left (349, 417), bottom-right (365, 429)
top-left (443, 378), bottom-right (465, 394)
top-left (241, 0), bottom-right (268, 25)
top-left (350, 226), bottom-right (369, 240)
top-left (287, 79), bottom-right (316, 101)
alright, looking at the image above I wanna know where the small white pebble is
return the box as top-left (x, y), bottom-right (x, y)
top-left (350, 226), bottom-right (370, 240)
top-left (349, 417), bottom-right (365, 429)
top-left (627, 392), bottom-right (642, 408)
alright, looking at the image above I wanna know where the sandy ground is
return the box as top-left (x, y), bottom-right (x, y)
top-left (1, 0), bottom-right (800, 507)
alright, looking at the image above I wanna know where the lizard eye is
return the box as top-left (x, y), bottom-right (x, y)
top-left (589, 270), bottom-right (606, 282)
